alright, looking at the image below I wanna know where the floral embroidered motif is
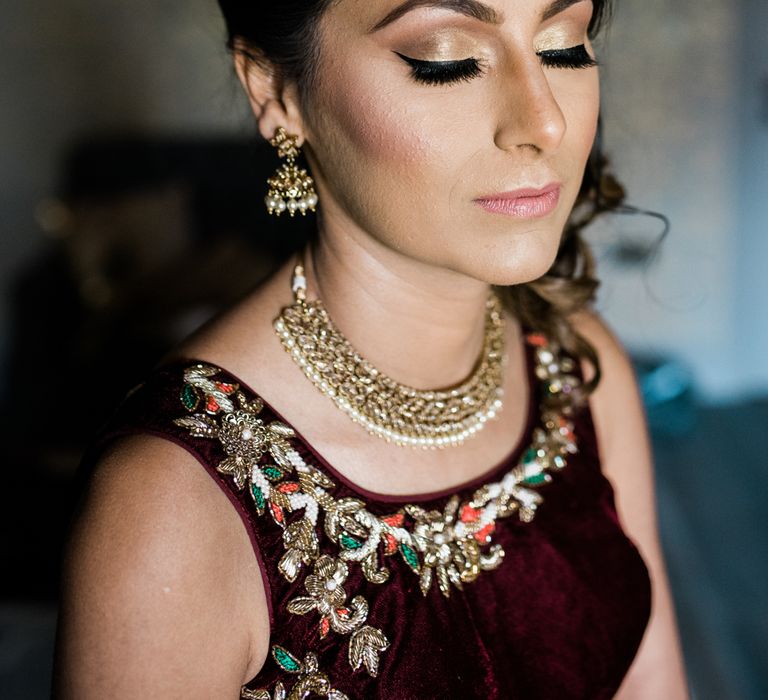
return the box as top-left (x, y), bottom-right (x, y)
top-left (286, 555), bottom-right (390, 675)
top-left (241, 646), bottom-right (349, 700)
top-left (287, 555), bottom-right (367, 638)
top-left (406, 495), bottom-right (497, 596)
top-left (174, 367), bottom-right (392, 678)
top-left (285, 555), bottom-right (391, 676)
top-left (174, 364), bottom-right (297, 494)
top-left (174, 332), bottom-right (581, 695)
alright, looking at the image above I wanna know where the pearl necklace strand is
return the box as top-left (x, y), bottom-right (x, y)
top-left (273, 260), bottom-right (507, 449)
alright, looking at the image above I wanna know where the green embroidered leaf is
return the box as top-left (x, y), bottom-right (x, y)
top-left (399, 543), bottom-right (420, 573)
top-left (180, 383), bottom-right (200, 412)
top-left (262, 466), bottom-right (284, 482)
top-left (250, 484), bottom-right (266, 514)
top-left (523, 473), bottom-right (549, 486)
top-left (340, 533), bottom-right (362, 550)
top-left (271, 645), bottom-right (301, 674)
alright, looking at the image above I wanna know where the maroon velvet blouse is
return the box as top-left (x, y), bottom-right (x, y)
top-left (82, 331), bottom-right (651, 699)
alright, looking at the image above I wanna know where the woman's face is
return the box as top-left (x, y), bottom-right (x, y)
top-left (300, 0), bottom-right (600, 285)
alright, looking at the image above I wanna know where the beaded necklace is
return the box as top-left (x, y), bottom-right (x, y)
top-left (273, 262), bottom-right (507, 449)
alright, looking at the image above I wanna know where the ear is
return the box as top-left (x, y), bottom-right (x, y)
top-left (233, 42), bottom-right (307, 145)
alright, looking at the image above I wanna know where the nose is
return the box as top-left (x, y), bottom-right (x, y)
top-left (493, 58), bottom-right (567, 157)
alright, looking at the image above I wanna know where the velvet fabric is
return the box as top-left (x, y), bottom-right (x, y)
top-left (81, 335), bottom-right (652, 699)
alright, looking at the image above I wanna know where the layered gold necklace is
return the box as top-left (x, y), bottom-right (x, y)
top-left (273, 257), bottom-right (507, 449)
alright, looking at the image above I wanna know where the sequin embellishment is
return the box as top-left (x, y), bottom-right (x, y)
top-left (173, 332), bottom-right (581, 698)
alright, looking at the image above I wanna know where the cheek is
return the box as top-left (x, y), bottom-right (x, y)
top-left (308, 56), bottom-right (478, 245)
top-left (321, 66), bottom-right (429, 170)
top-left (560, 72), bottom-right (600, 157)
top-left (312, 50), bottom-right (481, 189)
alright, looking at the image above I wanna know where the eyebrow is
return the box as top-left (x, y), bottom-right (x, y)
top-left (369, 0), bottom-right (587, 33)
top-left (541, 0), bottom-right (586, 21)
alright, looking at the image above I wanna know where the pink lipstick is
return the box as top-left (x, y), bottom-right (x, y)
top-left (474, 184), bottom-right (561, 218)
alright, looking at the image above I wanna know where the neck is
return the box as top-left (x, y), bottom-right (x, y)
top-left (304, 227), bottom-right (498, 390)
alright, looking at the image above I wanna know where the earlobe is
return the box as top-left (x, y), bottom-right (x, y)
top-left (233, 44), bottom-right (306, 145)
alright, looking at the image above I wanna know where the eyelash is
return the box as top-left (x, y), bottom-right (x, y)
top-left (539, 45), bottom-right (599, 70)
top-left (396, 45), bottom-right (598, 86)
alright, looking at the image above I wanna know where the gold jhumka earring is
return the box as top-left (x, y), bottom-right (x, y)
top-left (265, 127), bottom-right (318, 217)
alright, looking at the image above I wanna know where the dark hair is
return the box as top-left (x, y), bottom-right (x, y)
top-left (217, 0), bottom-right (332, 107)
top-left (218, 0), bottom-right (623, 408)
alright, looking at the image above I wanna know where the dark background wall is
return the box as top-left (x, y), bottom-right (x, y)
top-left (0, 1), bottom-right (247, 397)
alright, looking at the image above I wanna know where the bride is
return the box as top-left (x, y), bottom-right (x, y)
top-left (53, 0), bottom-right (689, 697)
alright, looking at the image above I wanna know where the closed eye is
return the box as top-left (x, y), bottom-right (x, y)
top-left (394, 52), bottom-right (485, 86)
top-left (536, 44), bottom-right (598, 69)
top-left (395, 43), bottom-right (597, 88)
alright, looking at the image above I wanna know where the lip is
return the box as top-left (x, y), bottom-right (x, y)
top-left (474, 183), bottom-right (561, 219)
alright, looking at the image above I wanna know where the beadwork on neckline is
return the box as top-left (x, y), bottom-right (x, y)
top-left (169, 327), bottom-right (538, 504)
top-left (170, 329), bottom-right (583, 699)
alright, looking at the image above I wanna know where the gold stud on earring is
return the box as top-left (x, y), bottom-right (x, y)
top-left (265, 127), bottom-right (318, 217)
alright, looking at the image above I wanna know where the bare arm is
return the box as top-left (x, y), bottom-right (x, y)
top-left (571, 311), bottom-right (689, 700)
top-left (53, 435), bottom-right (270, 699)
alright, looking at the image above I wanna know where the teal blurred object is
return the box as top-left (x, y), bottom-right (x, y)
top-left (632, 353), bottom-right (697, 436)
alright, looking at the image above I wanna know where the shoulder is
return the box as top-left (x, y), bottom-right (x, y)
top-left (54, 434), bottom-right (269, 698)
top-left (567, 307), bottom-right (635, 393)
top-left (567, 316), bottom-right (690, 698)
top-left (567, 308), bottom-right (648, 471)
top-left (566, 309), bottom-right (659, 550)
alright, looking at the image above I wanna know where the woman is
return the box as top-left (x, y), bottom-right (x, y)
top-left (53, 0), bottom-right (690, 697)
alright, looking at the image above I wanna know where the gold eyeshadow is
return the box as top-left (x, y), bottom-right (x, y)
top-left (536, 3), bottom-right (593, 52)
top-left (395, 29), bottom-right (485, 62)
top-left (535, 26), bottom-right (588, 53)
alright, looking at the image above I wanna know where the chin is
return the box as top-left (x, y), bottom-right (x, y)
top-left (453, 227), bottom-right (563, 287)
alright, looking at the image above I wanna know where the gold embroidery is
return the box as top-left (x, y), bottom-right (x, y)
top-left (175, 370), bottom-right (295, 493)
top-left (241, 646), bottom-right (349, 700)
top-left (175, 332), bottom-right (581, 694)
top-left (287, 556), bottom-right (368, 638)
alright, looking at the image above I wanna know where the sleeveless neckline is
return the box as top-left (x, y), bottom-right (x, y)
top-left (94, 320), bottom-right (655, 700)
top-left (135, 326), bottom-right (654, 700)
top-left (166, 326), bottom-right (539, 505)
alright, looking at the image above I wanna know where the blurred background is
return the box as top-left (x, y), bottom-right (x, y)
top-left (0, 1), bottom-right (765, 698)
